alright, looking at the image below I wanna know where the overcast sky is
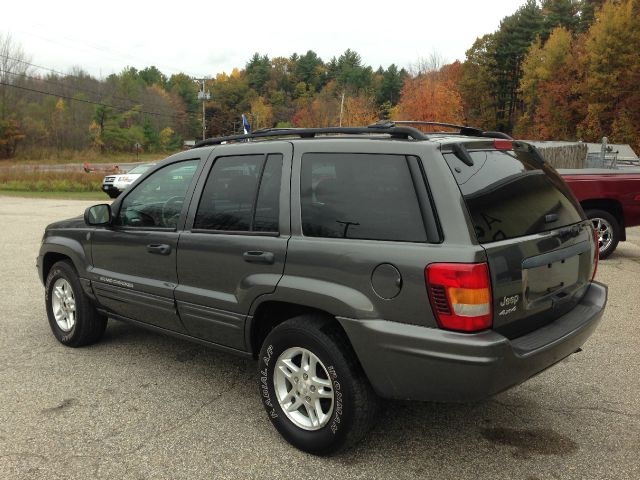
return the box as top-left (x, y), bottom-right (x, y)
top-left (2, 0), bottom-right (525, 78)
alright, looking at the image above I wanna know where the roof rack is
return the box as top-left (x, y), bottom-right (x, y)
top-left (386, 121), bottom-right (513, 140)
top-left (194, 121), bottom-right (512, 147)
top-left (195, 125), bottom-right (428, 147)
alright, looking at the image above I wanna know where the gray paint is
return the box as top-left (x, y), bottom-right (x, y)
top-left (38, 134), bottom-right (607, 402)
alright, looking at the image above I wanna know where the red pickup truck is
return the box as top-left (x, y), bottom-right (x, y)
top-left (560, 169), bottom-right (640, 258)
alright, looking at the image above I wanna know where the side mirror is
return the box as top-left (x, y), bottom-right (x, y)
top-left (84, 204), bottom-right (112, 226)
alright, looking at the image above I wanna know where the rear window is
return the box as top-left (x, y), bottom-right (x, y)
top-left (300, 153), bottom-right (427, 242)
top-left (443, 149), bottom-right (583, 243)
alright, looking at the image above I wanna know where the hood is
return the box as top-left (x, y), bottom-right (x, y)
top-left (46, 215), bottom-right (86, 230)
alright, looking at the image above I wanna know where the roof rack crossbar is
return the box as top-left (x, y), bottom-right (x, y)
top-left (195, 126), bottom-right (429, 146)
top-left (377, 120), bottom-right (513, 140)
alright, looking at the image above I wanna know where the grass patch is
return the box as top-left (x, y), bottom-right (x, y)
top-left (0, 170), bottom-right (104, 192)
top-left (0, 190), bottom-right (108, 200)
top-left (1, 148), bottom-right (178, 166)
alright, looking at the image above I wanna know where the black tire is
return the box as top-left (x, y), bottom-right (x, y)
top-left (258, 314), bottom-right (379, 455)
top-left (107, 190), bottom-right (120, 199)
top-left (45, 260), bottom-right (107, 347)
top-left (585, 209), bottom-right (620, 259)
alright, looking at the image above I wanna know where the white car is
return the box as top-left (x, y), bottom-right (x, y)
top-left (102, 164), bottom-right (155, 198)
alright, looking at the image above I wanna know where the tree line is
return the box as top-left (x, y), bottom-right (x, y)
top-left (0, 0), bottom-right (638, 159)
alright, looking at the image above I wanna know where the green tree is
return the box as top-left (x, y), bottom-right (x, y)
top-left (541, 0), bottom-right (580, 39)
top-left (142, 118), bottom-right (159, 151)
top-left (492, 0), bottom-right (544, 131)
top-left (460, 34), bottom-right (499, 129)
top-left (295, 50), bottom-right (324, 92)
top-left (139, 66), bottom-right (167, 87)
top-left (377, 64), bottom-right (404, 105)
top-left (335, 49), bottom-right (373, 94)
top-left (246, 53), bottom-right (271, 96)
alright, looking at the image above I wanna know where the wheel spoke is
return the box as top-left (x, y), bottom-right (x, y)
top-left (305, 403), bottom-right (319, 427)
top-left (312, 376), bottom-right (331, 388)
top-left (54, 287), bottom-right (64, 301)
top-left (317, 387), bottom-right (333, 398)
top-left (314, 399), bottom-right (328, 425)
top-left (308, 354), bottom-right (317, 376)
top-left (277, 359), bottom-right (297, 380)
top-left (286, 396), bottom-right (304, 413)
top-left (301, 350), bottom-right (310, 371)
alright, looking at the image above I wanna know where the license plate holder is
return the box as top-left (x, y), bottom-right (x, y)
top-left (523, 254), bottom-right (580, 308)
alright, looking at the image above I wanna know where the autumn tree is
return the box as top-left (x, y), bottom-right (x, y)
top-left (577, 0), bottom-right (640, 149)
top-left (516, 27), bottom-right (583, 139)
top-left (394, 64), bottom-right (465, 126)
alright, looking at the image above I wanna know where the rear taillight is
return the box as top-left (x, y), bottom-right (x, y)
top-left (592, 226), bottom-right (599, 280)
top-left (425, 263), bottom-right (492, 332)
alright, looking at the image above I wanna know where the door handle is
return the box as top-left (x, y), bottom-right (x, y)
top-left (147, 243), bottom-right (171, 255)
top-left (243, 251), bottom-right (275, 264)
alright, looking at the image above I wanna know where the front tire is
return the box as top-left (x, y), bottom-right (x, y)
top-left (258, 314), bottom-right (379, 455)
top-left (45, 260), bottom-right (107, 347)
top-left (585, 209), bottom-right (620, 259)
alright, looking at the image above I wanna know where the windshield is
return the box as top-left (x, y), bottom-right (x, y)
top-left (127, 164), bottom-right (154, 175)
top-left (443, 148), bottom-right (583, 243)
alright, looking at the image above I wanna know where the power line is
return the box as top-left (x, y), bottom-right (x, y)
top-left (0, 68), bottom-right (141, 109)
top-left (0, 53), bottom-right (69, 78)
top-left (11, 27), bottom-right (201, 78)
top-left (0, 81), bottom-right (197, 120)
top-left (1, 54), bottom-right (205, 115)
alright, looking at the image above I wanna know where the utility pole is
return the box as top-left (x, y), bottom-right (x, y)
top-left (197, 79), bottom-right (211, 140)
top-left (339, 91), bottom-right (345, 127)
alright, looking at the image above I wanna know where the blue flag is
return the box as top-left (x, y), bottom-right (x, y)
top-left (242, 114), bottom-right (251, 135)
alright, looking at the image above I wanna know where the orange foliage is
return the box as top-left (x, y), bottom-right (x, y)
top-left (393, 62), bottom-right (465, 127)
top-left (341, 96), bottom-right (378, 127)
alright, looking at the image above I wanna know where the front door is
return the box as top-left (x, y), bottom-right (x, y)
top-left (90, 157), bottom-right (204, 332)
top-left (175, 143), bottom-right (292, 350)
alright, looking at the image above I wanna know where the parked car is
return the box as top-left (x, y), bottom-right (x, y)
top-left (559, 169), bottom-right (640, 259)
top-left (102, 163), bottom-right (155, 198)
top-left (38, 122), bottom-right (607, 455)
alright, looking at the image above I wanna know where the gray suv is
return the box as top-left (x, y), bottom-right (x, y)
top-left (38, 122), bottom-right (607, 455)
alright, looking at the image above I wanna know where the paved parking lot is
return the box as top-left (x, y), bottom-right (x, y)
top-left (0, 196), bottom-right (639, 480)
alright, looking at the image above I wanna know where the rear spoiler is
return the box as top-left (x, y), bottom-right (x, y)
top-left (442, 140), bottom-right (546, 167)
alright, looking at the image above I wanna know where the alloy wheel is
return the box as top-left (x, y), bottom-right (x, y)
top-left (51, 278), bottom-right (76, 332)
top-left (273, 347), bottom-right (335, 431)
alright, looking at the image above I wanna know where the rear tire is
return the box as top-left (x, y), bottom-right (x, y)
top-left (45, 260), bottom-right (107, 347)
top-left (258, 314), bottom-right (379, 455)
top-left (585, 209), bottom-right (620, 259)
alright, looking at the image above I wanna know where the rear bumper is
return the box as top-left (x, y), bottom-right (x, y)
top-left (338, 282), bottom-right (607, 402)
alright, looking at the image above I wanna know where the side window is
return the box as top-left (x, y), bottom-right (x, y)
top-left (193, 154), bottom-right (283, 233)
top-left (300, 153), bottom-right (427, 242)
top-left (116, 160), bottom-right (198, 229)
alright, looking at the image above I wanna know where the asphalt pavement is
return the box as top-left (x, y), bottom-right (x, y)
top-left (0, 196), bottom-right (638, 480)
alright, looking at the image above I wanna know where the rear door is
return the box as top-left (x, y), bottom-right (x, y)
top-left (442, 141), bottom-right (598, 338)
top-left (174, 142), bottom-right (292, 350)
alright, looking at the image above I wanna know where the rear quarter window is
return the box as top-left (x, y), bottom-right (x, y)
top-left (443, 149), bottom-right (583, 243)
top-left (300, 153), bottom-right (427, 242)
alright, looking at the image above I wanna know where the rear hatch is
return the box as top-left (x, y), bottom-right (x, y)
top-left (442, 140), bottom-right (598, 338)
